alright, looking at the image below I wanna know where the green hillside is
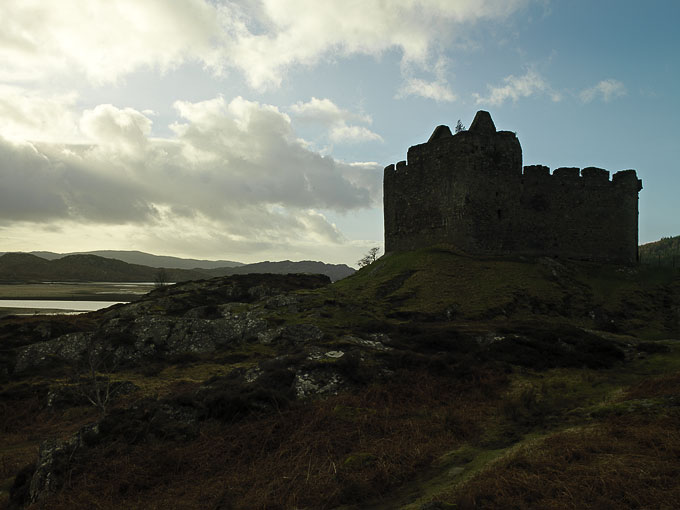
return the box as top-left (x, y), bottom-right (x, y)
top-left (322, 245), bottom-right (679, 339)
top-left (640, 235), bottom-right (680, 267)
top-left (1, 247), bottom-right (679, 509)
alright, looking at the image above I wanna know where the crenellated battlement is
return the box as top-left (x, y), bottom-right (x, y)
top-left (383, 111), bottom-right (642, 263)
top-left (522, 165), bottom-right (642, 189)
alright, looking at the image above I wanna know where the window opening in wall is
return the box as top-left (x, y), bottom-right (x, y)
top-left (497, 209), bottom-right (502, 220)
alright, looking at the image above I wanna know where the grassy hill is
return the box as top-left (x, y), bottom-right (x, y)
top-left (1, 246), bottom-right (679, 509)
top-left (640, 235), bottom-right (680, 267)
top-left (317, 246), bottom-right (679, 340)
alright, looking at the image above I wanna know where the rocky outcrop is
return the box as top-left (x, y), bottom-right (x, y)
top-left (21, 396), bottom-right (202, 506)
top-left (13, 273), bottom-right (330, 374)
top-left (294, 367), bottom-right (345, 399)
top-left (27, 423), bottom-right (100, 504)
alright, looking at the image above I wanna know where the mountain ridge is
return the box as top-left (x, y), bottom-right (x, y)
top-left (27, 250), bottom-right (244, 269)
top-left (0, 252), bottom-right (355, 283)
top-left (0, 253), bottom-right (204, 283)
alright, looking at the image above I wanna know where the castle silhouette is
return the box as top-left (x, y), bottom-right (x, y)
top-left (384, 111), bottom-right (642, 263)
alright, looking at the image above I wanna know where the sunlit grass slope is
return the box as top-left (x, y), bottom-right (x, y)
top-left (310, 244), bottom-right (679, 338)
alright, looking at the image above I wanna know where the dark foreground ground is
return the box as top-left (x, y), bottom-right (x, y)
top-left (1, 247), bottom-right (679, 509)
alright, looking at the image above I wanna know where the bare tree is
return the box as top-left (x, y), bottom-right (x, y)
top-left (358, 247), bottom-right (380, 268)
top-left (154, 268), bottom-right (169, 288)
top-left (70, 341), bottom-right (119, 415)
top-left (455, 119), bottom-right (466, 133)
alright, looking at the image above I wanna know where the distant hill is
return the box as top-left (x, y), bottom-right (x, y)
top-left (639, 235), bottom-right (680, 267)
top-left (0, 253), bottom-right (204, 283)
top-left (29, 250), bottom-right (243, 269)
top-left (0, 253), bottom-right (355, 283)
top-left (203, 260), bottom-right (355, 282)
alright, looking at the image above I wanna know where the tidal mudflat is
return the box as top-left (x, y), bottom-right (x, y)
top-left (0, 282), bottom-right (154, 316)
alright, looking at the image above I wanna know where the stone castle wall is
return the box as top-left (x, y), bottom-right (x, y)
top-left (383, 111), bottom-right (642, 263)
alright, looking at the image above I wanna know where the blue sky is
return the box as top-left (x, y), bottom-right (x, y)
top-left (0, 0), bottom-right (678, 265)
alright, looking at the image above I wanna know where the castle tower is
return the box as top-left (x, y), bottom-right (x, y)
top-left (383, 111), bottom-right (642, 263)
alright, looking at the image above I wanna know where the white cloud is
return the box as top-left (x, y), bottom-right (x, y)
top-left (290, 97), bottom-right (382, 144)
top-left (330, 125), bottom-right (383, 144)
top-left (474, 69), bottom-right (562, 105)
top-left (0, 0), bottom-right (531, 89)
top-left (398, 78), bottom-right (456, 102)
top-left (0, 137), bottom-right (158, 224)
top-left (0, 0), bottom-right (218, 84)
top-left (80, 105), bottom-right (153, 156)
top-left (290, 97), bottom-right (370, 125)
top-left (397, 57), bottom-right (456, 102)
top-left (579, 79), bottom-right (627, 103)
top-left (0, 85), bottom-right (80, 142)
top-left (0, 0), bottom-right (537, 263)
top-left (217, 0), bottom-right (531, 89)
top-left (0, 96), bottom-right (382, 260)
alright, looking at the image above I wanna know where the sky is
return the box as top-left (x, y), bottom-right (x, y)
top-left (1, 0), bottom-right (678, 266)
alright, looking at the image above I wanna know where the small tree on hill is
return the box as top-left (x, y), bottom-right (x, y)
top-left (455, 119), bottom-right (466, 133)
top-left (154, 268), bottom-right (168, 288)
top-left (70, 339), bottom-right (119, 416)
top-left (358, 247), bottom-right (380, 268)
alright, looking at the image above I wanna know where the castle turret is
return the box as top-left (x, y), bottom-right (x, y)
top-left (468, 110), bottom-right (496, 134)
top-left (383, 111), bottom-right (642, 263)
top-left (428, 125), bottom-right (453, 142)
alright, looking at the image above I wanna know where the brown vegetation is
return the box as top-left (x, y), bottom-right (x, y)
top-left (25, 368), bottom-right (506, 510)
top-left (452, 413), bottom-right (680, 510)
top-left (2, 251), bottom-right (679, 509)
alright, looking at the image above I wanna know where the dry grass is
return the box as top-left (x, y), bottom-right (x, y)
top-left (0, 384), bottom-right (101, 509)
top-left (32, 368), bottom-right (506, 510)
top-left (623, 370), bottom-right (680, 400)
top-left (451, 411), bottom-right (680, 509)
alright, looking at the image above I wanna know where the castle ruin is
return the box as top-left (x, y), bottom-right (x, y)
top-left (383, 111), bottom-right (642, 263)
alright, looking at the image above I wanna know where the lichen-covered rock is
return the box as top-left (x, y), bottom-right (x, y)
top-left (343, 333), bottom-right (393, 351)
top-left (107, 311), bottom-right (269, 359)
top-left (294, 368), bottom-right (344, 399)
top-left (12, 274), bottom-right (333, 374)
top-left (257, 326), bottom-right (284, 344)
top-left (28, 423), bottom-right (100, 504)
top-left (23, 396), bottom-right (202, 505)
top-left (101, 273), bottom-right (330, 320)
top-left (15, 310), bottom-right (270, 372)
top-left (264, 293), bottom-right (300, 310)
top-left (14, 332), bottom-right (93, 373)
top-left (280, 323), bottom-right (324, 346)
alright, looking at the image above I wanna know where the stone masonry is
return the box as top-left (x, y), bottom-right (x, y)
top-left (383, 111), bottom-right (642, 263)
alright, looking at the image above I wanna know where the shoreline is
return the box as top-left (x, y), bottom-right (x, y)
top-left (0, 282), bottom-right (150, 317)
top-left (0, 282), bottom-right (153, 301)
